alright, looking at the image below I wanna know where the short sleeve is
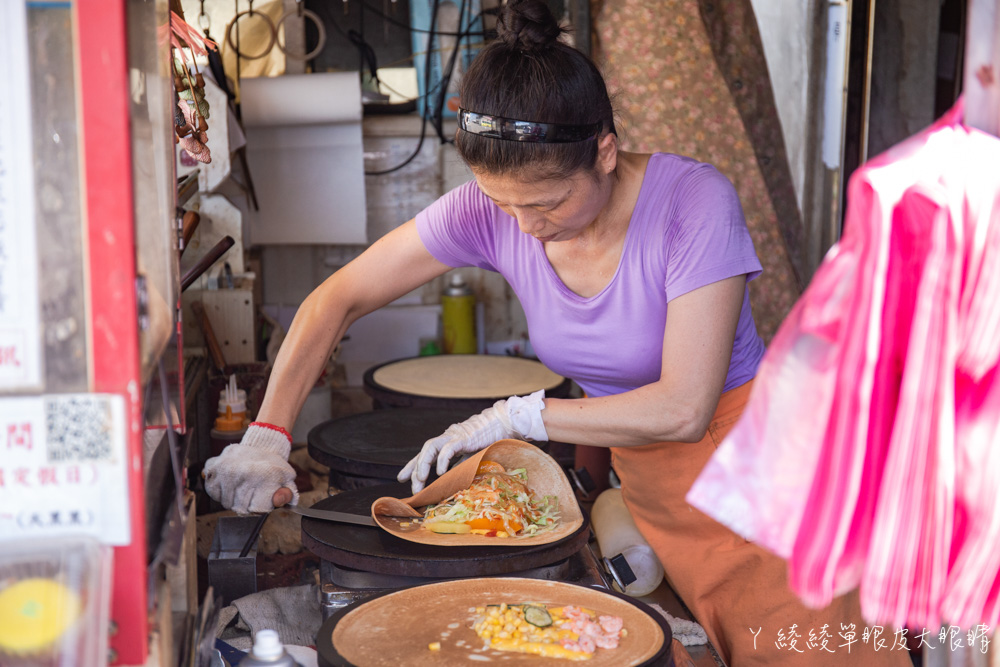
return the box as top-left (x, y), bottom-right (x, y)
top-left (415, 181), bottom-right (499, 271)
top-left (664, 165), bottom-right (763, 302)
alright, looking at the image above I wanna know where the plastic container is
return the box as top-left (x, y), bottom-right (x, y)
top-left (238, 629), bottom-right (299, 666)
top-left (441, 273), bottom-right (477, 354)
top-left (211, 374), bottom-right (249, 456)
top-left (591, 488), bottom-right (665, 597)
top-left (216, 374), bottom-right (248, 431)
top-left (0, 536), bottom-right (113, 666)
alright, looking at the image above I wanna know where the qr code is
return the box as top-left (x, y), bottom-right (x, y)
top-left (44, 395), bottom-right (114, 463)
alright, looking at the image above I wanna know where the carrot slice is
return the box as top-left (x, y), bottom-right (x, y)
top-left (467, 517), bottom-right (523, 533)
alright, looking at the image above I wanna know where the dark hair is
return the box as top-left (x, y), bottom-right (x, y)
top-left (455, 0), bottom-right (616, 180)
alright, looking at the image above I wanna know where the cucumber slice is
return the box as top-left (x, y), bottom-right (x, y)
top-left (423, 521), bottom-right (472, 534)
top-left (523, 605), bottom-right (553, 628)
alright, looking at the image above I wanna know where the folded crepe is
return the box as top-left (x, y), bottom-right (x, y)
top-left (371, 439), bottom-right (584, 547)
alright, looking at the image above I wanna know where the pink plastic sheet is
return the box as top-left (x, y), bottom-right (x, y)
top-left (686, 99), bottom-right (1000, 629)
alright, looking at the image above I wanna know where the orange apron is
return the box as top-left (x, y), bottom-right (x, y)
top-left (611, 380), bottom-right (910, 666)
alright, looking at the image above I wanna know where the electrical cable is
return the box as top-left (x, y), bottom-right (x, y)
top-left (307, 0), bottom-right (492, 175)
top-left (362, 0), bottom-right (486, 172)
top-left (322, 3), bottom-right (489, 99)
top-left (348, 28), bottom-right (383, 88)
top-left (364, 0), bottom-right (442, 175)
top-left (431, 0), bottom-right (469, 144)
top-left (364, 108), bottom-right (430, 176)
top-left (358, 0), bottom-right (497, 36)
top-left (376, 39), bottom-right (486, 71)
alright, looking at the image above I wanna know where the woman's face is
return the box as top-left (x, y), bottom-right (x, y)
top-left (473, 167), bottom-right (613, 243)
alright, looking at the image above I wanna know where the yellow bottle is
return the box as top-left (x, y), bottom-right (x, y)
top-left (441, 273), bottom-right (477, 354)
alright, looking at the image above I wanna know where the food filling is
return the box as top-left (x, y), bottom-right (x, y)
top-left (421, 461), bottom-right (560, 537)
top-left (471, 602), bottom-right (625, 660)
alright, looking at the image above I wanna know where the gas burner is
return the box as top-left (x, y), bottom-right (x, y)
top-left (318, 546), bottom-right (609, 620)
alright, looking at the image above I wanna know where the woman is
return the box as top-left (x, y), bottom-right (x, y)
top-left (205, 2), bottom-right (907, 664)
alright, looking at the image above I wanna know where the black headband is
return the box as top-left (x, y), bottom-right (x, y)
top-left (458, 109), bottom-right (601, 143)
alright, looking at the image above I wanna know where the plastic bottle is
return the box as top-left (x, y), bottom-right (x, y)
top-left (591, 488), bottom-right (665, 597)
top-left (210, 374), bottom-right (248, 456)
top-left (216, 375), bottom-right (248, 428)
top-left (441, 273), bottom-right (477, 354)
top-left (238, 630), bottom-right (299, 666)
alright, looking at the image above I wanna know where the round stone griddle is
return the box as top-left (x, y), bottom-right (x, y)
top-left (363, 356), bottom-right (574, 411)
top-left (315, 578), bottom-right (675, 667)
top-left (307, 408), bottom-right (478, 479)
top-left (301, 482), bottom-right (592, 579)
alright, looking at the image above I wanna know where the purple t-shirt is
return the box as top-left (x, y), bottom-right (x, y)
top-left (416, 153), bottom-right (766, 398)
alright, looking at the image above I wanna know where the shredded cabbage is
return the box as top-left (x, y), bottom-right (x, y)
top-left (422, 465), bottom-right (561, 537)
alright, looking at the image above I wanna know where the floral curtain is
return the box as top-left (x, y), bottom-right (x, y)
top-left (592, 0), bottom-right (801, 342)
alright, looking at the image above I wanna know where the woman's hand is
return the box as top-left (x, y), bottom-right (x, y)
top-left (203, 422), bottom-right (299, 514)
top-left (397, 390), bottom-right (548, 493)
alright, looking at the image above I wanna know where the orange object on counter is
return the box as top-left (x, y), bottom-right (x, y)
top-left (214, 374), bottom-right (249, 431)
top-left (611, 380), bottom-right (910, 667)
top-left (214, 405), bottom-right (246, 432)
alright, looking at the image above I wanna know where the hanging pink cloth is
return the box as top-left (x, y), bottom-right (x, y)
top-left (686, 99), bottom-right (1000, 630)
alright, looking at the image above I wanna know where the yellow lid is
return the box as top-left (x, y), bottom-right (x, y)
top-left (0, 578), bottom-right (81, 655)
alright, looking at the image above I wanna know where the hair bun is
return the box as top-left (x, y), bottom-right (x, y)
top-left (496, 0), bottom-right (564, 51)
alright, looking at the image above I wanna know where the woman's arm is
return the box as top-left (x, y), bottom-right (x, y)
top-left (256, 219), bottom-right (452, 430)
top-left (540, 275), bottom-right (747, 447)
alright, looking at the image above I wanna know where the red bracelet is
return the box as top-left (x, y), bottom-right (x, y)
top-left (250, 421), bottom-right (293, 444)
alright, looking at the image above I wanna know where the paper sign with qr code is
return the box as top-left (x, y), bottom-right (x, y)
top-left (0, 394), bottom-right (130, 545)
top-left (0, 0), bottom-right (43, 392)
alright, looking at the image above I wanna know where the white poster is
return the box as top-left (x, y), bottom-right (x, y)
top-left (0, 394), bottom-right (131, 546)
top-left (0, 1), bottom-right (42, 390)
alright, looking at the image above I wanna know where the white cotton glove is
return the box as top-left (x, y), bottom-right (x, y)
top-left (397, 389), bottom-right (548, 494)
top-left (203, 423), bottom-right (300, 514)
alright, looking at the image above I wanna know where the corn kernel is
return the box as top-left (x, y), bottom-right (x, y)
top-left (428, 642), bottom-right (441, 651)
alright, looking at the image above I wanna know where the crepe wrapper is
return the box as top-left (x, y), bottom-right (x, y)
top-left (329, 577), bottom-right (668, 666)
top-left (371, 439), bottom-right (584, 547)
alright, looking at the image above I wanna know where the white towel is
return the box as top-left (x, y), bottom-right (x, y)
top-left (648, 603), bottom-right (708, 646)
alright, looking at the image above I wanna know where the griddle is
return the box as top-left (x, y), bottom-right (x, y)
top-left (363, 357), bottom-right (575, 411)
top-left (301, 482), bottom-right (592, 579)
top-left (307, 408), bottom-right (476, 489)
top-left (315, 580), bottom-right (675, 667)
top-left (307, 408), bottom-right (572, 490)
